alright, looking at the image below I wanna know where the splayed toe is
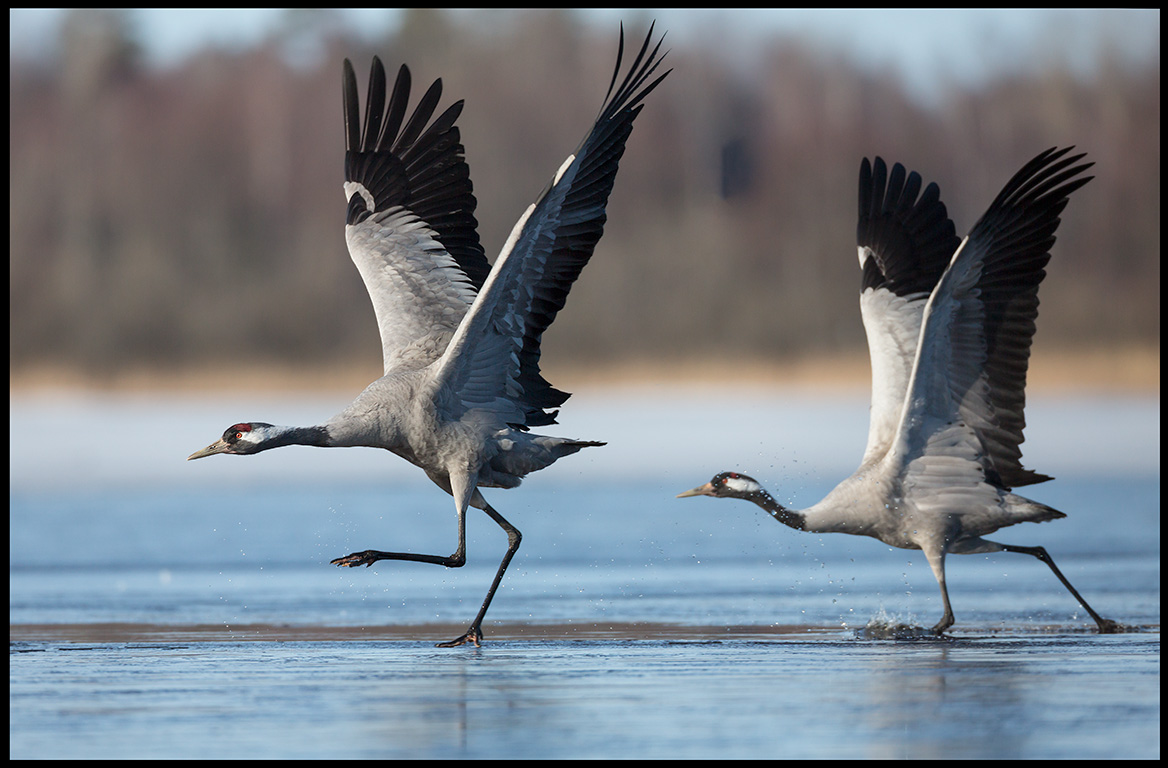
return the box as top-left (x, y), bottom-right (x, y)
top-left (330, 552), bottom-right (373, 568)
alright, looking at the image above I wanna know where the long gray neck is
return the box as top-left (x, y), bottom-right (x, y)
top-left (746, 489), bottom-right (805, 531)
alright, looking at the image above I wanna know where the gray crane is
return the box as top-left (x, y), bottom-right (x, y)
top-left (679, 147), bottom-right (1120, 635)
top-left (189, 25), bottom-right (669, 647)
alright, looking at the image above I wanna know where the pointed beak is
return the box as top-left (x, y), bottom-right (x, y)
top-left (676, 482), bottom-right (716, 499)
top-left (188, 438), bottom-right (230, 461)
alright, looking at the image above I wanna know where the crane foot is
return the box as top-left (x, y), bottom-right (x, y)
top-left (330, 551), bottom-right (381, 568)
top-left (1096, 618), bottom-right (1123, 634)
top-left (436, 626), bottom-right (483, 648)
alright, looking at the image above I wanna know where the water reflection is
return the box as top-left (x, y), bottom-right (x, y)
top-left (9, 633), bottom-right (1160, 759)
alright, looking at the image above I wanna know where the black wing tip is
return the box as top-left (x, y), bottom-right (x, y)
top-left (974, 145), bottom-right (1094, 234)
top-left (857, 153), bottom-right (959, 295)
top-left (600, 21), bottom-right (671, 119)
top-left (346, 57), bottom-right (452, 160)
top-left (343, 58), bottom-right (453, 190)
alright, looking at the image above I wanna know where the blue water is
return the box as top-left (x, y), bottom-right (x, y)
top-left (8, 389), bottom-right (1161, 758)
top-left (7, 475), bottom-right (1161, 630)
top-left (11, 633), bottom-right (1160, 760)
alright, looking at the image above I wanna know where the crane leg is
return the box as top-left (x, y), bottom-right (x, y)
top-left (329, 501), bottom-right (467, 568)
top-left (924, 549), bottom-right (956, 634)
top-left (436, 501), bottom-right (522, 648)
top-left (1000, 544), bottom-right (1121, 633)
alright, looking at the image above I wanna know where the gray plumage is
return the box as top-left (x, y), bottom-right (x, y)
top-left (190, 24), bottom-right (670, 647)
top-left (679, 147), bottom-right (1119, 634)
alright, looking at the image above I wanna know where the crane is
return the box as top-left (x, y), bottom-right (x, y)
top-left (678, 147), bottom-right (1120, 635)
top-left (189, 25), bottom-right (670, 647)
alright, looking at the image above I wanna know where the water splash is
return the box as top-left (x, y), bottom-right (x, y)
top-left (853, 609), bottom-right (950, 641)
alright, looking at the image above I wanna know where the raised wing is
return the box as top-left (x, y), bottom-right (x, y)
top-left (343, 58), bottom-right (491, 373)
top-left (429, 23), bottom-right (671, 429)
top-left (891, 147), bottom-right (1093, 489)
top-left (856, 157), bottom-right (960, 466)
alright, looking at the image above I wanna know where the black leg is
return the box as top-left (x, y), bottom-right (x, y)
top-left (436, 502), bottom-right (522, 648)
top-left (1001, 544), bottom-right (1121, 633)
top-left (329, 549), bottom-right (465, 568)
top-left (331, 502), bottom-right (467, 568)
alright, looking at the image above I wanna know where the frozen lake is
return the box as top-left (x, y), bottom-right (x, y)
top-left (9, 387), bottom-right (1161, 758)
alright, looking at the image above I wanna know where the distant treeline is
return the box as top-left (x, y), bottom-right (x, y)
top-left (10, 9), bottom-right (1160, 377)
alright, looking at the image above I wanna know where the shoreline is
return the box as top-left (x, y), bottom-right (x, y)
top-left (10, 622), bottom-right (831, 644)
top-left (13, 621), bottom-right (1152, 644)
top-left (9, 345), bottom-right (1160, 396)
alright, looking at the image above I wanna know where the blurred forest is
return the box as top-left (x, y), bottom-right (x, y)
top-left (9, 9), bottom-right (1160, 385)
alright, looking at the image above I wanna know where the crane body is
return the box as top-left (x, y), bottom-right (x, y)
top-left (191, 25), bottom-right (670, 647)
top-left (680, 148), bottom-right (1119, 635)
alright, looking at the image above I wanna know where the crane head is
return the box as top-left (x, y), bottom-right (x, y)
top-left (188, 423), bottom-right (270, 460)
top-left (676, 471), bottom-right (764, 500)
